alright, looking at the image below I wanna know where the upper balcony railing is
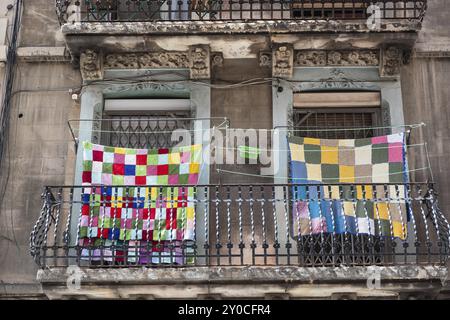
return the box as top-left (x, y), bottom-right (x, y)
top-left (56, 0), bottom-right (427, 24)
top-left (30, 183), bottom-right (449, 268)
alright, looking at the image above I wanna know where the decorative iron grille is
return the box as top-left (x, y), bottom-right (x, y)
top-left (55, 0), bottom-right (428, 24)
top-left (100, 114), bottom-right (193, 149)
top-left (30, 183), bottom-right (449, 268)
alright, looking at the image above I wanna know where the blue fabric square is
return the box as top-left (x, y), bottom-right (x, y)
top-left (124, 165), bottom-right (136, 176)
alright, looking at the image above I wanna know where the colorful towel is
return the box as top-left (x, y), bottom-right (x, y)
top-left (79, 141), bottom-right (202, 264)
top-left (288, 133), bottom-right (408, 240)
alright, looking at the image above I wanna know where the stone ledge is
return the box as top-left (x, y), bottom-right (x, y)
top-left (16, 47), bottom-right (70, 63)
top-left (61, 20), bottom-right (422, 36)
top-left (37, 265), bottom-right (448, 284)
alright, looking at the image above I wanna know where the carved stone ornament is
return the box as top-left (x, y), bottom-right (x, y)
top-left (259, 52), bottom-right (272, 67)
top-left (272, 45), bottom-right (293, 78)
top-left (80, 50), bottom-right (103, 81)
top-left (104, 52), bottom-right (190, 69)
top-left (189, 45), bottom-right (211, 80)
top-left (211, 52), bottom-right (224, 68)
top-left (294, 50), bottom-right (379, 67)
top-left (380, 46), bottom-right (403, 77)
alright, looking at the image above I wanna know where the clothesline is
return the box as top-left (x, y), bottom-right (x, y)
top-left (216, 167), bottom-right (431, 181)
top-left (216, 143), bottom-right (426, 153)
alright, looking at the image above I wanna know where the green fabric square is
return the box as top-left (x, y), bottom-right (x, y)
top-left (148, 149), bottom-right (158, 155)
top-left (136, 165), bottom-right (146, 176)
top-left (79, 226), bottom-right (88, 238)
top-left (355, 138), bottom-right (372, 147)
top-left (378, 219), bottom-right (392, 237)
top-left (304, 144), bottom-right (321, 164)
top-left (147, 154), bottom-right (158, 165)
top-left (389, 162), bottom-right (405, 183)
top-left (112, 175), bottom-right (124, 185)
top-left (321, 164), bottom-right (339, 183)
top-left (102, 163), bottom-right (112, 173)
top-left (178, 174), bottom-right (189, 184)
top-left (104, 146), bottom-right (115, 153)
top-left (157, 175), bottom-right (168, 185)
top-left (113, 219), bottom-right (121, 229)
top-left (83, 141), bottom-right (93, 150)
top-left (83, 160), bottom-right (92, 171)
top-left (169, 164), bottom-right (179, 175)
top-left (372, 143), bottom-right (389, 164)
top-left (125, 149), bottom-right (137, 155)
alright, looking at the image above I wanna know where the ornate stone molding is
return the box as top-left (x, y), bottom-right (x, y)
top-left (104, 52), bottom-right (190, 69)
top-left (80, 49), bottom-right (103, 81)
top-left (189, 45), bottom-right (211, 80)
top-left (272, 44), bottom-right (293, 79)
top-left (380, 46), bottom-right (403, 77)
top-left (294, 50), bottom-right (379, 67)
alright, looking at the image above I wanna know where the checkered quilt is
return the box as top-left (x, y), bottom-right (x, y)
top-left (288, 133), bottom-right (409, 240)
top-left (78, 141), bottom-right (202, 264)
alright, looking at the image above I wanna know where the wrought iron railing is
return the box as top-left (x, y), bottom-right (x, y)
top-left (56, 0), bottom-right (427, 24)
top-left (30, 183), bottom-right (449, 268)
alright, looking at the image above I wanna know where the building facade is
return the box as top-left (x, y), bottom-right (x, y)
top-left (1, 0), bottom-right (450, 299)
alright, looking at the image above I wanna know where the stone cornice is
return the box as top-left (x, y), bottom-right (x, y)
top-left (61, 20), bottom-right (422, 36)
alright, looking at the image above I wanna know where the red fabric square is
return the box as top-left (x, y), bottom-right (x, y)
top-left (101, 228), bottom-right (109, 239)
top-left (136, 154), bottom-right (147, 165)
top-left (93, 150), bottom-right (103, 162)
top-left (142, 208), bottom-right (149, 220)
top-left (166, 210), bottom-right (177, 230)
top-left (112, 208), bottom-right (122, 219)
top-left (113, 163), bottom-right (124, 175)
top-left (82, 171), bottom-right (92, 183)
top-left (135, 176), bottom-right (146, 185)
top-left (157, 164), bottom-right (169, 175)
top-left (141, 230), bottom-right (149, 241)
top-left (150, 208), bottom-right (156, 219)
top-left (82, 204), bottom-right (90, 215)
top-left (158, 148), bottom-right (169, 154)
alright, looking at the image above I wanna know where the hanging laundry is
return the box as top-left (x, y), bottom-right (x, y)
top-left (79, 141), bottom-right (202, 264)
top-left (288, 133), bottom-right (409, 240)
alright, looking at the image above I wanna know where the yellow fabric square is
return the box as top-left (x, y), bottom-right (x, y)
top-left (356, 185), bottom-right (373, 199)
top-left (169, 152), bottom-right (181, 164)
top-left (190, 163), bottom-right (200, 174)
top-left (305, 163), bottom-right (322, 181)
top-left (111, 196), bottom-right (123, 208)
top-left (392, 221), bottom-right (406, 239)
top-left (303, 137), bottom-right (321, 145)
top-left (289, 143), bottom-right (305, 162)
top-left (327, 186), bottom-right (340, 199)
top-left (343, 201), bottom-right (355, 217)
top-left (115, 147), bottom-right (126, 154)
top-left (339, 165), bottom-right (355, 183)
top-left (321, 145), bottom-right (338, 164)
top-left (186, 207), bottom-right (195, 219)
top-left (338, 139), bottom-right (355, 147)
top-left (375, 202), bottom-right (389, 220)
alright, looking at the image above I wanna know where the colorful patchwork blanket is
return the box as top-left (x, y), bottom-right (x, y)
top-left (79, 141), bottom-right (202, 264)
top-left (288, 133), bottom-right (409, 240)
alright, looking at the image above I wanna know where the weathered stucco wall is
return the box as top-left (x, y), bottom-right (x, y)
top-left (0, 1), bottom-right (81, 297)
top-left (400, 0), bottom-right (450, 218)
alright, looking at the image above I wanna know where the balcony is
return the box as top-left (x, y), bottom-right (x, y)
top-left (30, 183), bottom-right (449, 268)
top-left (56, 0), bottom-right (427, 23)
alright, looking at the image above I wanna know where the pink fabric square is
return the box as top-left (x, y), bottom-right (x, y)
top-left (372, 135), bottom-right (388, 144)
top-left (80, 215), bottom-right (89, 227)
top-left (90, 216), bottom-right (99, 227)
top-left (136, 148), bottom-right (147, 155)
top-left (102, 173), bottom-right (112, 185)
top-left (388, 142), bottom-right (403, 162)
top-left (92, 144), bottom-right (103, 151)
top-left (168, 175), bottom-right (179, 184)
top-left (147, 165), bottom-right (157, 176)
top-left (188, 173), bottom-right (199, 184)
top-left (114, 153), bottom-right (125, 164)
top-left (180, 152), bottom-right (190, 163)
top-left (311, 217), bottom-right (327, 234)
